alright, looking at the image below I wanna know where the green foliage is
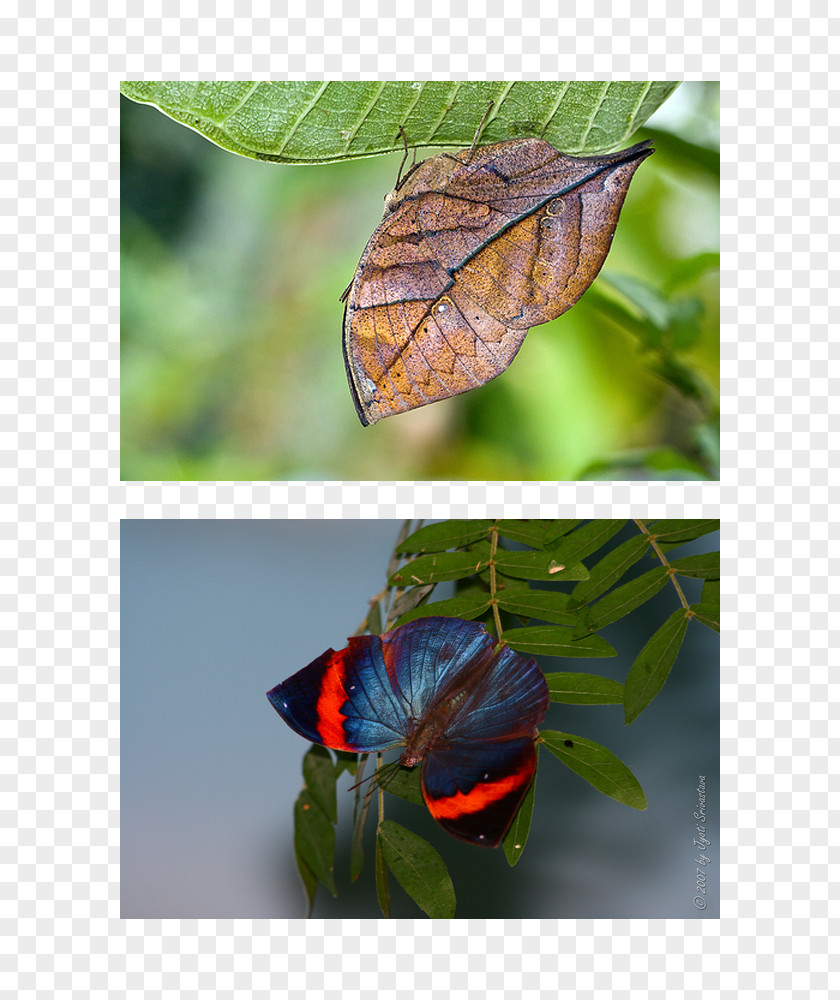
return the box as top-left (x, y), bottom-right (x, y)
top-left (539, 732), bottom-right (647, 809)
top-left (120, 82), bottom-right (719, 481)
top-left (502, 765), bottom-right (538, 866)
top-left (544, 672), bottom-right (625, 705)
top-left (120, 80), bottom-right (679, 162)
top-left (293, 784), bottom-right (336, 898)
top-left (285, 518), bottom-right (719, 917)
top-left (377, 821), bottom-right (456, 919)
top-left (623, 609), bottom-right (690, 724)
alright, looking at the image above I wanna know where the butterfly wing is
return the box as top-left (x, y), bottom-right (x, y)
top-left (266, 634), bottom-right (409, 753)
top-left (378, 616), bottom-right (499, 720)
top-left (418, 632), bottom-right (549, 846)
top-left (421, 736), bottom-right (538, 847)
top-left (443, 639), bottom-right (550, 743)
top-left (267, 617), bottom-right (497, 753)
top-left (343, 138), bottom-right (653, 424)
top-left (268, 616), bottom-right (549, 847)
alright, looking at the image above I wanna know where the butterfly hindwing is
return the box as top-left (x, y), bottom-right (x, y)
top-left (421, 736), bottom-right (538, 847)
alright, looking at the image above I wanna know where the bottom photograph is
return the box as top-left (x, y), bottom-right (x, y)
top-left (121, 518), bottom-right (720, 919)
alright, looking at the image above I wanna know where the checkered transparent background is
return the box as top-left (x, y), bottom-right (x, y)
top-left (6, 1), bottom-right (837, 997)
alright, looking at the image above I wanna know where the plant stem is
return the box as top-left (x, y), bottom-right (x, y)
top-left (376, 752), bottom-right (384, 828)
top-left (353, 585), bottom-right (389, 636)
top-left (633, 518), bottom-right (690, 610)
top-left (488, 521), bottom-right (504, 639)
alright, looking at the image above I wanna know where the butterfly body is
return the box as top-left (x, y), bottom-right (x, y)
top-left (342, 138), bottom-right (653, 425)
top-left (267, 616), bottom-right (549, 846)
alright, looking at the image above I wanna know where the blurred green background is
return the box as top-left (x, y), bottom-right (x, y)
top-left (121, 82), bottom-right (719, 481)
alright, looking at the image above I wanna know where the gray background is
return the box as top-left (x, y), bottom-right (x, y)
top-left (121, 519), bottom-right (719, 918)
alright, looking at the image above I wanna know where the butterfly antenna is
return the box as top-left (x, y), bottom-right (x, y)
top-left (467, 101), bottom-right (495, 162)
top-left (347, 755), bottom-right (398, 793)
top-left (349, 757), bottom-right (402, 798)
top-left (394, 126), bottom-right (411, 190)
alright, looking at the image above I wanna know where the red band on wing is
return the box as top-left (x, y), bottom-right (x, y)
top-left (381, 638), bottom-right (400, 693)
top-left (315, 649), bottom-right (354, 749)
top-left (424, 759), bottom-right (533, 819)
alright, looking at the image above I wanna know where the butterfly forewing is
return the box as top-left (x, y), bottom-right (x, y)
top-left (267, 635), bottom-right (408, 753)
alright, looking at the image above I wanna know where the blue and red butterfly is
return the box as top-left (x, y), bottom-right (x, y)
top-left (267, 616), bottom-right (549, 847)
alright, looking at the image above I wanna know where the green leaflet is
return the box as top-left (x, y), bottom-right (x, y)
top-left (378, 821), bottom-right (456, 919)
top-left (540, 731), bottom-right (647, 810)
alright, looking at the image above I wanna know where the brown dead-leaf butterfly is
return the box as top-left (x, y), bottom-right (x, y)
top-left (341, 136), bottom-right (653, 426)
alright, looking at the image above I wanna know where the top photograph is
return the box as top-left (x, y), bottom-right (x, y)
top-left (121, 81), bottom-right (719, 482)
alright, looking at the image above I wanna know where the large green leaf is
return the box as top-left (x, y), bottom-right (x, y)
top-left (396, 519), bottom-right (493, 554)
top-left (302, 745), bottom-right (337, 824)
top-left (294, 846), bottom-right (318, 918)
top-left (573, 565), bottom-right (670, 635)
top-left (504, 626), bottom-right (615, 658)
top-left (544, 672), bottom-right (624, 705)
top-left (495, 519), bottom-right (581, 549)
top-left (669, 551), bottom-right (720, 579)
top-left (648, 519), bottom-right (720, 542)
top-left (377, 763), bottom-right (424, 806)
top-left (624, 608), bottom-right (690, 723)
top-left (395, 590), bottom-right (491, 627)
top-left (493, 550), bottom-right (589, 582)
top-left (569, 533), bottom-right (652, 606)
top-left (502, 769), bottom-right (537, 867)
top-left (120, 81), bottom-right (679, 163)
top-left (540, 731), bottom-right (646, 809)
top-left (701, 578), bottom-right (720, 609)
top-left (552, 519), bottom-right (626, 564)
top-left (389, 551), bottom-right (488, 586)
top-left (378, 821), bottom-right (456, 918)
top-left (294, 787), bottom-right (337, 897)
top-left (495, 589), bottom-right (579, 626)
top-left (689, 601), bottom-right (720, 632)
